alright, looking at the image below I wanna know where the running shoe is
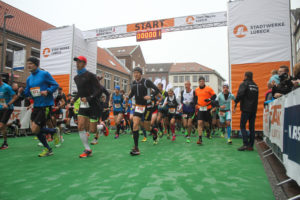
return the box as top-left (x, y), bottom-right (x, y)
top-left (247, 146), bottom-right (254, 151)
top-left (79, 149), bottom-right (92, 158)
top-left (153, 140), bottom-right (158, 145)
top-left (237, 146), bottom-right (248, 151)
top-left (227, 138), bottom-right (232, 144)
top-left (34, 136), bottom-right (38, 140)
top-left (220, 133), bottom-right (225, 138)
top-left (38, 148), bottom-right (53, 157)
top-left (171, 135), bottom-right (176, 141)
top-left (130, 147), bottom-right (140, 156)
top-left (141, 137), bottom-right (147, 142)
top-left (37, 142), bottom-right (43, 147)
top-left (103, 124), bottom-right (109, 136)
top-left (0, 143), bottom-right (8, 150)
top-left (91, 138), bottom-right (98, 145)
top-left (186, 138), bottom-right (191, 143)
top-left (197, 139), bottom-right (202, 145)
top-left (114, 134), bottom-right (119, 139)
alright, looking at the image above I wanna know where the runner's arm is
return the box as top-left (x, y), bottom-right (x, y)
top-left (45, 72), bottom-right (59, 94)
top-left (87, 73), bottom-right (102, 102)
top-left (146, 80), bottom-right (161, 96)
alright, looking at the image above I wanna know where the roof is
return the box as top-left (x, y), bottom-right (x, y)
top-left (0, 1), bottom-right (55, 42)
top-left (145, 63), bottom-right (173, 73)
top-left (169, 62), bottom-right (214, 73)
top-left (108, 45), bottom-right (139, 56)
top-left (97, 47), bottom-right (130, 75)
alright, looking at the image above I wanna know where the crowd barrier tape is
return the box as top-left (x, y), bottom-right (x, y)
top-left (263, 88), bottom-right (300, 186)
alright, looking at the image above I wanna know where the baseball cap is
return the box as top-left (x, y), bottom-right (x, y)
top-left (115, 85), bottom-right (120, 90)
top-left (74, 56), bottom-right (87, 63)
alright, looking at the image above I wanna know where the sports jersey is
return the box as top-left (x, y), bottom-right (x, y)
top-left (0, 83), bottom-right (15, 110)
top-left (217, 92), bottom-right (235, 111)
top-left (194, 85), bottom-right (215, 110)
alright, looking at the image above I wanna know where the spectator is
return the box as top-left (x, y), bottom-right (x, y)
top-left (57, 87), bottom-right (67, 103)
top-left (234, 71), bottom-right (259, 151)
top-left (268, 70), bottom-right (280, 86)
top-left (265, 82), bottom-right (273, 101)
top-left (292, 63), bottom-right (300, 89)
top-left (272, 65), bottom-right (293, 99)
top-left (11, 83), bottom-right (24, 107)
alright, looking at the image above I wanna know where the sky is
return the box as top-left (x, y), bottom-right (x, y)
top-left (3, 0), bottom-right (300, 81)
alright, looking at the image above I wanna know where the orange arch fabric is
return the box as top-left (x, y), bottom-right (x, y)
top-left (52, 74), bottom-right (70, 95)
top-left (231, 61), bottom-right (290, 131)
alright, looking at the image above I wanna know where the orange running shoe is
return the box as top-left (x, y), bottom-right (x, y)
top-left (79, 150), bottom-right (92, 158)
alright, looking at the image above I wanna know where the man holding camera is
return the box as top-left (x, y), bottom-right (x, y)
top-left (272, 65), bottom-right (293, 99)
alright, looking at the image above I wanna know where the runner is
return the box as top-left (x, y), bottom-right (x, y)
top-left (216, 83), bottom-right (235, 144)
top-left (73, 56), bottom-right (107, 158)
top-left (180, 80), bottom-right (195, 143)
top-left (156, 83), bottom-right (168, 138)
top-left (110, 86), bottom-right (124, 139)
top-left (23, 57), bottom-right (59, 157)
top-left (125, 67), bottom-right (161, 155)
top-left (0, 74), bottom-right (19, 149)
top-left (163, 87), bottom-right (181, 141)
top-left (194, 76), bottom-right (216, 145)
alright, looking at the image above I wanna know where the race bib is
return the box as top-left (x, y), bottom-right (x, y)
top-left (169, 108), bottom-right (176, 114)
top-left (199, 106), bottom-right (207, 111)
top-left (182, 114), bottom-right (188, 118)
top-left (30, 87), bottom-right (41, 97)
top-left (80, 101), bottom-right (90, 108)
top-left (219, 112), bottom-right (225, 117)
top-left (115, 103), bottom-right (121, 109)
top-left (135, 105), bottom-right (145, 114)
top-left (0, 98), bottom-right (5, 105)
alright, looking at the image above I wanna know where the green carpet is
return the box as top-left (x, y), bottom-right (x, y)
top-left (0, 132), bottom-right (274, 200)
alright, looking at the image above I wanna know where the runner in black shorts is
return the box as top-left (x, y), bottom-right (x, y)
top-left (125, 67), bottom-right (160, 156)
top-left (0, 74), bottom-right (19, 150)
top-left (23, 57), bottom-right (59, 157)
top-left (163, 87), bottom-right (181, 141)
top-left (156, 83), bottom-right (168, 137)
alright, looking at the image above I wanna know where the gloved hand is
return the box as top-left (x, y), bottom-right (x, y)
top-left (204, 98), bottom-right (211, 102)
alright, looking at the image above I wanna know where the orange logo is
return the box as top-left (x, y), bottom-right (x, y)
top-left (186, 16), bottom-right (195, 25)
top-left (42, 48), bottom-right (51, 58)
top-left (233, 24), bottom-right (248, 38)
top-left (270, 104), bottom-right (281, 125)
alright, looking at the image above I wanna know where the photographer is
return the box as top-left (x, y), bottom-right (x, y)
top-left (272, 65), bottom-right (293, 99)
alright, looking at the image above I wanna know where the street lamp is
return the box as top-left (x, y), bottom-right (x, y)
top-left (1, 13), bottom-right (14, 73)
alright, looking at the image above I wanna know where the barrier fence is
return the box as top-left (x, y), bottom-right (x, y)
top-left (263, 88), bottom-right (300, 190)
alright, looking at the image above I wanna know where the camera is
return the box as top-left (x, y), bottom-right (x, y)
top-left (279, 73), bottom-right (288, 81)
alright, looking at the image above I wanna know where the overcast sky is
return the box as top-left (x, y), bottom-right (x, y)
top-left (3, 0), bottom-right (300, 81)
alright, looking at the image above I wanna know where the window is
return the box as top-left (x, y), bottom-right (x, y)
top-left (122, 79), bottom-right (128, 92)
top-left (96, 69), bottom-right (102, 77)
top-left (31, 48), bottom-right (40, 59)
top-left (132, 60), bottom-right (135, 68)
top-left (159, 68), bottom-right (163, 72)
top-left (119, 59), bottom-right (126, 66)
top-left (185, 76), bottom-right (190, 81)
top-left (6, 41), bottom-right (25, 68)
top-left (162, 76), bottom-right (166, 81)
top-left (205, 75), bottom-right (210, 82)
top-left (114, 76), bottom-right (120, 88)
top-left (193, 75), bottom-right (198, 82)
top-left (104, 73), bottom-right (111, 90)
top-left (151, 68), bottom-right (156, 72)
top-left (174, 76), bottom-right (178, 83)
top-left (179, 76), bottom-right (184, 83)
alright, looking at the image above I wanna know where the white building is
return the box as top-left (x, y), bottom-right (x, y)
top-left (169, 62), bottom-right (225, 95)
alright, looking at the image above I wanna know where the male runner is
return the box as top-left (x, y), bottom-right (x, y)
top-left (125, 67), bottom-right (160, 155)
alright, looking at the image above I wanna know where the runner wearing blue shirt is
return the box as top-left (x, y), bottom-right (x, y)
top-left (23, 57), bottom-right (59, 157)
top-left (0, 74), bottom-right (19, 149)
top-left (216, 83), bottom-right (235, 144)
top-left (110, 86), bottom-right (124, 139)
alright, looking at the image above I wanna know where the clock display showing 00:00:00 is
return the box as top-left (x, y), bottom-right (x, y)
top-left (136, 30), bottom-right (161, 41)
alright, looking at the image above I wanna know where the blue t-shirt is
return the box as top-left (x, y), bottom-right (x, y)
top-left (0, 83), bottom-right (16, 110)
top-left (112, 93), bottom-right (123, 112)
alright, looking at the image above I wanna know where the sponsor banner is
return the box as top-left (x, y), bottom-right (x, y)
top-left (228, 0), bottom-right (291, 64)
top-left (263, 104), bottom-right (270, 139)
top-left (283, 88), bottom-right (300, 185)
top-left (174, 11), bottom-right (227, 27)
top-left (268, 96), bottom-right (284, 151)
top-left (127, 18), bottom-right (174, 33)
top-left (83, 25), bottom-right (127, 38)
top-left (8, 107), bottom-right (32, 129)
top-left (231, 61), bottom-right (289, 131)
top-left (40, 26), bottom-right (74, 75)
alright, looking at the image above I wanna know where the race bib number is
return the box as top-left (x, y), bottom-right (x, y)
top-left (0, 98), bottom-right (5, 105)
top-left (115, 103), bottom-right (121, 109)
top-left (80, 101), bottom-right (90, 108)
top-left (169, 108), bottom-right (176, 114)
top-left (182, 114), bottom-right (188, 118)
top-left (219, 112), bottom-right (225, 117)
top-left (199, 106), bottom-right (207, 111)
top-left (135, 105), bottom-right (145, 114)
top-left (30, 87), bottom-right (41, 97)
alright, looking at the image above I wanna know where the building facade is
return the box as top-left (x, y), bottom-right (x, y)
top-left (144, 63), bottom-right (172, 83)
top-left (169, 62), bottom-right (225, 94)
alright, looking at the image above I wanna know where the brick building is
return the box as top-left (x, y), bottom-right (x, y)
top-left (144, 63), bottom-right (172, 83)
